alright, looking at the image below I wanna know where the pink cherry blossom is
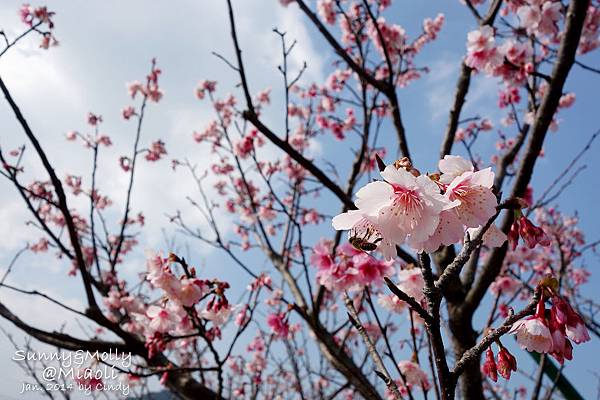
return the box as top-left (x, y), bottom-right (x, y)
top-left (355, 165), bottom-right (451, 248)
top-left (551, 295), bottom-right (590, 344)
top-left (397, 360), bottom-right (431, 391)
top-left (146, 305), bottom-right (176, 332)
top-left (510, 215), bottom-right (551, 249)
top-left (511, 316), bottom-right (553, 353)
top-left (415, 209), bottom-right (464, 253)
top-left (438, 155), bottom-right (474, 184)
top-left (559, 92), bottom-right (576, 108)
top-left (177, 278), bottom-right (206, 307)
top-left (317, 0), bottom-right (336, 25)
top-left (19, 4), bottom-right (33, 26)
top-left (510, 299), bottom-right (553, 353)
top-left (267, 313), bottom-right (290, 338)
top-left (352, 253), bottom-right (394, 286)
top-left (490, 276), bottom-right (520, 295)
top-left (396, 268), bottom-right (425, 302)
top-left (122, 106), bottom-right (136, 119)
top-left (87, 112), bottom-right (102, 126)
top-left (66, 130), bottom-right (78, 141)
top-left (145, 140), bottom-right (167, 161)
top-left (378, 293), bottom-right (407, 313)
top-left (127, 81), bottom-right (145, 98)
top-left (465, 26), bottom-right (502, 71)
top-left (315, 244), bottom-right (360, 292)
top-left (310, 239), bottom-right (334, 271)
top-left (201, 303), bottom-right (233, 326)
top-left (196, 80), bottom-right (217, 100)
top-left (441, 156), bottom-right (497, 228)
top-left (29, 238), bottom-right (49, 253)
top-left (332, 210), bottom-right (395, 260)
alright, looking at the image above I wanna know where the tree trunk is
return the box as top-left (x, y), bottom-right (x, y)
top-left (448, 305), bottom-right (484, 400)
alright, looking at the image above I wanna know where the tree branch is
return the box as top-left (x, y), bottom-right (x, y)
top-left (225, 0), bottom-right (354, 209)
top-left (464, 0), bottom-right (589, 314)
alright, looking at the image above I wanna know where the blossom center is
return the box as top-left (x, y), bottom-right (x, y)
top-left (391, 185), bottom-right (423, 218)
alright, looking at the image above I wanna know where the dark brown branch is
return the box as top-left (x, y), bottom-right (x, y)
top-left (418, 253), bottom-right (454, 400)
top-left (384, 277), bottom-right (432, 323)
top-left (0, 301), bottom-right (128, 353)
top-left (508, 0), bottom-right (589, 200)
top-left (294, 0), bottom-right (386, 92)
top-left (0, 75), bottom-right (100, 312)
top-left (243, 112), bottom-right (354, 209)
top-left (440, 64), bottom-right (472, 158)
top-left (300, 311), bottom-right (385, 400)
top-left (574, 59), bottom-right (600, 74)
top-left (224, 1), bottom-right (354, 209)
top-left (0, 149), bottom-right (75, 260)
top-left (294, 0), bottom-right (410, 158)
top-left (451, 289), bottom-right (540, 377)
top-left (465, 0), bottom-right (589, 314)
top-left (439, 0), bottom-right (503, 158)
top-left (344, 293), bottom-right (402, 400)
top-left (0, 283), bottom-right (88, 318)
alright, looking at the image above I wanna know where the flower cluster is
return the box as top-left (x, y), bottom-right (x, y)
top-left (461, 0), bottom-right (599, 138)
top-left (386, 361), bottom-right (431, 398)
top-left (311, 240), bottom-right (394, 291)
top-left (333, 155), bottom-right (502, 260)
top-left (105, 252), bottom-right (239, 358)
top-left (510, 291), bottom-right (590, 365)
top-left (126, 58), bottom-right (163, 103)
top-left (65, 112), bottom-right (112, 148)
top-left (508, 212), bottom-right (551, 250)
top-left (482, 344), bottom-right (517, 382)
top-left (266, 312), bottom-right (290, 338)
top-left (313, 1), bottom-right (445, 87)
top-left (19, 4), bottom-right (58, 49)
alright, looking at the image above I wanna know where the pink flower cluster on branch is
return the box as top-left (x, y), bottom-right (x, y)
top-left (18, 3), bottom-right (58, 49)
top-left (332, 155), bottom-right (503, 260)
top-left (1, 1), bottom-right (598, 399)
top-left (510, 286), bottom-right (590, 365)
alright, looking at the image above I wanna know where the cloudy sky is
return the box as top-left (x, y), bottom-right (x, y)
top-left (0, 0), bottom-right (599, 398)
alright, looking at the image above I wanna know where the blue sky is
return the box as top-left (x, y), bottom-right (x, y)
top-left (0, 0), bottom-right (598, 398)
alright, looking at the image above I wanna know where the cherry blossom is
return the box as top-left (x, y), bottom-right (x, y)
top-left (267, 313), bottom-right (290, 338)
top-left (551, 295), bottom-right (590, 345)
top-left (509, 213), bottom-right (552, 250)
top-left (354, 165), bottom-right (452, 247)
top-left (146, 305), bottom-right (177, 333)
top-left (395, 267), bottom-right (425, 302)
top-left (465, 26), bottom-right (502, 72)
top-left (510, 298), bottom-right (553, 353)
top-left (397, 360), bottom-right (431, 391)
top-left (440, 156), bottom-right (497, 228)
top-left (2, 2), bottom-right (598, 398)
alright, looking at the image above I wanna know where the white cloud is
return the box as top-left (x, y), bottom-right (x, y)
top-left (424, 54), bottom-right (461, 120)
top-left (424, 53), bottom-right (502, 127)
top-left (0, 1), bottom-right (327, 395)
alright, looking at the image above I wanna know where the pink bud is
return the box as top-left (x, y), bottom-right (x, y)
top-left (482, 347), bottom-right (497, 382)
top-left (496, 346), bottom-right (517, 379)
